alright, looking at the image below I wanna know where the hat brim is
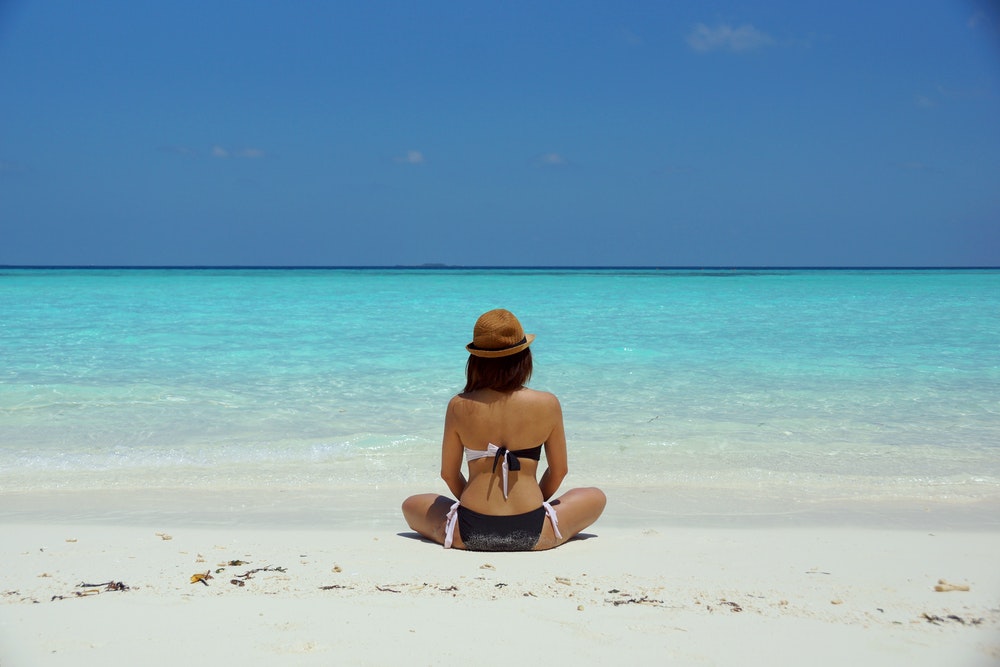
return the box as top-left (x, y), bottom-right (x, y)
top-left (466, 333), bottom-right (535, 358)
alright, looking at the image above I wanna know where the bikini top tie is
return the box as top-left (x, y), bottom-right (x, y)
top-left (464, 443), bottom-right (542, 498)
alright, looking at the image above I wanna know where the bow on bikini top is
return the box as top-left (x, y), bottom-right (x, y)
top-left (464, 443), bottom-right (543, 498)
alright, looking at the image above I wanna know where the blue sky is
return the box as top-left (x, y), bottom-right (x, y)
top-left (1, 1), bottom-right (998, 266)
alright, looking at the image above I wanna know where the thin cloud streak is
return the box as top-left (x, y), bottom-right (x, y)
top-left (395, 150), bottom-right (425, 164)
top-left (161, 145), bottom-right (265, 159)
top-left (535, 152), bottom-right (567, 167)
top-left (687, 23), bottom-right (774, 53)
top-left (212, 145), bottom-right (265, 159)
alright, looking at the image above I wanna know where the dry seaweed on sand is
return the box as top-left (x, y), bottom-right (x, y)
top-left (604, 590), bottom-right (665, 607)
top-left (231, 565), bottom-right (286, 581)
top-left (77, 581), bottom-right (129, 591)
top-left (921, 613), bottom-right (984, 626)
top-left (51, 581), bottom-right (130, 601)
top-left (606, 596), bottom-right (664, 607)
top-left (197, 565), bottom-right (287, 587)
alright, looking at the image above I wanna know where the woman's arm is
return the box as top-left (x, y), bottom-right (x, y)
top-left (539, 395), bottom-right (568, 501)
top-left (440, 397), bottom-right (468, 499)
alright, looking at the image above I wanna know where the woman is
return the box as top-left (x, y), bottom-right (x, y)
top-left (402, 309), bottom-right (606, 550)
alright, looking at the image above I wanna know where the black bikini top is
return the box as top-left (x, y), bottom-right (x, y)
top-left (464, 443), bottom-right (543, 498)
top-left (463, 444), bottom-right (542, 472)
top-left (489, 445), bottom-right (542, 482)
top-left (506, 444), bottom-right (542, 461)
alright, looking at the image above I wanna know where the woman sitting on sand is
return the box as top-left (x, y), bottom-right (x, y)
top-left (402, 309), bottom-right (606, 551)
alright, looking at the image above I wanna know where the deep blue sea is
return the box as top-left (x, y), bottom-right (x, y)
top-left (2, 268), bottom-right (998, 519)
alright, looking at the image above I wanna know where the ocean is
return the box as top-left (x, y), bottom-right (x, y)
top-left (2, 268), bottom-right (998, 524)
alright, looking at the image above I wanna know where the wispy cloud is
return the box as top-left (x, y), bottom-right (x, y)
top-left (935, 83), bottom-right (993, 101)
top-left (687, 23), bottom-right (773, 53)
top-left (535, 152), bottom-right (568, 167)
top-left (617, 26), bottom-right (644, 47)
top-left (162, 145), bottom-right (266, 159)
top-left (211, 145), bottom-right (266, 159)
top-left (967, 5), bottom-right (1000, 34)
top-left (913, 84), bottom-right (997, 111)
top-left (968, 11), bottom-right (988, 30)
top-left (395, 150), bottom-right (425, 164)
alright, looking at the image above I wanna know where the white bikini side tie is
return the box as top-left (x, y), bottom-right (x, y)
top-left (443, 500), bottom-right (461, 548)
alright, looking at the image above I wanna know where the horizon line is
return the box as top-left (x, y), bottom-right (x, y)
top-left (1, 264), bottom-right (998, 271)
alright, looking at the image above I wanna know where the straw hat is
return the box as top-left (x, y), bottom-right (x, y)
top-left (466, 309), bottom-right (535, 358)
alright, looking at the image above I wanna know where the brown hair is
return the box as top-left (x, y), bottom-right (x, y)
top-left (464, 348), bottom-right (533, 393)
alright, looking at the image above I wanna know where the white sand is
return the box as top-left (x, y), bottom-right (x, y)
top-left (2, 507), bottom-right (998, 666)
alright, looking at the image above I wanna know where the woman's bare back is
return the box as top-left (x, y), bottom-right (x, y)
top-left (447, 388), bottom-right (564, 514)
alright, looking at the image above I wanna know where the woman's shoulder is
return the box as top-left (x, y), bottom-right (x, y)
top-left (518, 386), bottom-right (559, 403)
top-left (509, 388), bottom-right (562, 415)
top-left (446, 393), bottom-right (472, 414)
top-left (450, 387), bottom-right (560, 408)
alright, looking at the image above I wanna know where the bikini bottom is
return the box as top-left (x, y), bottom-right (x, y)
top-left (443, 502), bottom-right (562, 551)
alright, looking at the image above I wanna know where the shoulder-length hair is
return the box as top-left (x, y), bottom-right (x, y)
top-left (464, 348), bottom-right (533, 393)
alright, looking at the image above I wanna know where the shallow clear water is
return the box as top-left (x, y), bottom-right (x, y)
top-left (2, 268), bottom-right (998, 513)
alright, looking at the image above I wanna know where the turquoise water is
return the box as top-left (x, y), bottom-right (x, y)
top-left (2, 268), bottom-right (998, 514)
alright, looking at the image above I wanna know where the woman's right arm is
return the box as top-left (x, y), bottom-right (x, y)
top-left (440, 397), bottom-right (468, 499)
top-left (539, 395), bottom-right (568, 501)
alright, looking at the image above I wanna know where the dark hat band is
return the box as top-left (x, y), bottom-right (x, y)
top-left (466, 334), bottom-right (534, 358)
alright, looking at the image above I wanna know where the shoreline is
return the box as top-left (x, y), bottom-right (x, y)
top-left (3, 484), bottom-right (999, 531)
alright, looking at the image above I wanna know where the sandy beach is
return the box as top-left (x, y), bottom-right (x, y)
top-left (2, 488), bottom-right (998, 666)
